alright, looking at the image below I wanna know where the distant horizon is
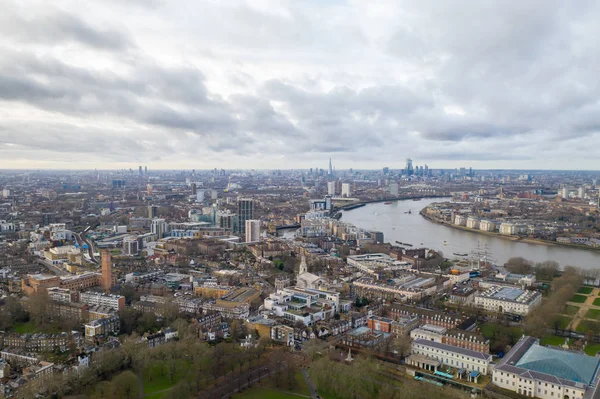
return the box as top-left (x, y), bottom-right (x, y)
top-left (1, 167), bottom-right (599, 173)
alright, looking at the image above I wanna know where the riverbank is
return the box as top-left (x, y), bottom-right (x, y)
top-left (336, 195), bottom-right (449, 215)
top-left (419, 210), bottom-right (600, 253)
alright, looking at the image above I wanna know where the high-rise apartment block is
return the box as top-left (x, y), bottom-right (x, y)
top-left (327, 182), bottom-right (336, 196)
top-left (237, 198), bottom-right (253, 235)
top-left (245, 220), bottom-right (261, 243)
top-left (101, 250), bottom-right (112, 293)
top-left (151, 218), bottom-right (168, 239)
top-left (148, 205), bottom-right (158, 218)
top-left (341, 183), bottom-right (352, 197)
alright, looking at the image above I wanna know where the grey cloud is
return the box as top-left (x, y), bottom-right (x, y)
top-left (0, 8), bottom-right (134, 50)
top-left (2, 0), bottom-right (600, 168)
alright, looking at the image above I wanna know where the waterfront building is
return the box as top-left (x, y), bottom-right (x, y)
top-left (479, 219), bottom-right (497, 232)
top-left (499, 222), bottom-right (515, 235)
top-left (454, 214), bottom-right (467, 226)
top-left (466, 217), bottom-right (480, 229)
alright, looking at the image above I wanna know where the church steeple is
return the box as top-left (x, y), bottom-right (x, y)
top-left (299, 255), bottom-right (307, 275)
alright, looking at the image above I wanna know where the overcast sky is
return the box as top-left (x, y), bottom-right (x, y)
top-left (1, 0), bottom-right (599, 170)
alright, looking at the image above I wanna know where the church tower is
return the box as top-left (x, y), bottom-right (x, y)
top-left (298, 255), bottom-right (307, 275)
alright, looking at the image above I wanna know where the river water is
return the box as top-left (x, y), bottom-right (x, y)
top-left (341, 198), bottom-right (600, 270)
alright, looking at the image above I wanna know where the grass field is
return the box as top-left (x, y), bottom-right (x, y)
top-left (576, 320), bottom-right (600, 334)
top-left (585, 343), bottom-right (600, 356)
top-left (13, 321), bottom-right (37, 333)
top-left (593, 298), bottom-right (600, 307)
top-left (578, 287), bottom-right (594, 295)
top-left (586, 309), bottom-right (600, 320)
top-left (553, 316), bottom-right (572, 330)
top-left (234, 387), bottom-right (309, 399)
top-left (234, 371), bottom-right (311, 399)
top-left (570, 294), bottom-right (588, 303)
top-left (540, 335), bottom-right (566, 346)
top-left (564, 305), bottom-right (580, 316)
top-left (143, 364), bottom-right (180, 398)
top-left (13, 321), bottom-right (61, 334)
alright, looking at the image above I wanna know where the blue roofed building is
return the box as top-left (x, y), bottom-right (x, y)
top-left (493, 335), bottom-right (600, 399)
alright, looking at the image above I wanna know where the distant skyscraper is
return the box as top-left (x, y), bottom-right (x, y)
top-left (389, 182), bottom-right (399, 196)
top-left (237, 198), bottom-right (253, 235)
top-left (191, 183), bottom-right (197, 195)
top-left (329, 158), bottom-right (333, 175)
top-left (245, 220), bottom-right (261, 243)
top-left (139, 166), bottom-right (143, 176)
top-left (144, 166), bottom-right (148, 175)
top-left (578, 187), bottom-right (585, 199)
top-left (148, 205), bottom-right (158, 218)
top-left (101, 250), bottom-right (112, 293)
top-left (561, 186), bottom-right (568, 199)
top-left (405, 158), bottom-right (413, 175)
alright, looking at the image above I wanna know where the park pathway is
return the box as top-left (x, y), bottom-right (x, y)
top-left (568, 288), bottom-right (600, 330)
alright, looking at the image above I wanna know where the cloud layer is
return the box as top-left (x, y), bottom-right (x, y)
top-left (1, 0), bottom-right (599, 170)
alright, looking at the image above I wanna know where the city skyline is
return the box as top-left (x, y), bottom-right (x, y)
top-left (1, 1), bottom-right (600, 170)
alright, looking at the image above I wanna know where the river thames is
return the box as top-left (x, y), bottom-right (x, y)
top-left (341, 198), bottom-right (600, 270)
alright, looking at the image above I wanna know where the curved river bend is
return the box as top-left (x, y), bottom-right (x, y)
top-left (341, 198), bottom-right (600, 270)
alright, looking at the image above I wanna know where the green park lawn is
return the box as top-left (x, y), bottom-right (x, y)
top-left (234, 387), bottom-right (309, 399)
top-left (586, 309), bottom-right (600, 320)
top-left (13, 321), bottom-right (61, 334)
top-left (585, 343), bottom-right (600, 356)
top-left (234, 372), bottom-right (311, 399)
top-left (142, 363), bottom-right (182, 397)
top-left (576, 320), bottom-right (600, 334)
top-left (13, 321), bottom-right (37, 333)
top-left (578, 287), bottom-right (594, 295)
top-left (540, 335), bottom-right (566, 347)
top-left (593, 298), bottom-right (600, 307)
top-left (564, 305), bottom-right (580, 316)
top-left (554, 316), bottom-right (572, 330)
top-left (570, 294), bottom-right (588, 303)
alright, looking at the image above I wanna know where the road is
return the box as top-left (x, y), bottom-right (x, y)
top-left (74, 230), bottom-right (98, 264)
top-left (37, 258), bottom-right (70, 276)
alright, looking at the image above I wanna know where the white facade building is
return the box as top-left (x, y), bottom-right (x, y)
top-left (474, 286), bottom-right (542, 315)
top-left (80, 291), bottom-right (125, 311)
top-left (327, 182), bottom-right (336, 196)
top-left (410, 324), bottom-right (446, 343)
top-left (410, 339), bottom-right (492, 374)
top-left (245, 219), bottom-right (260, 243)
top-left (341, 183), bottom-right (352, 198)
